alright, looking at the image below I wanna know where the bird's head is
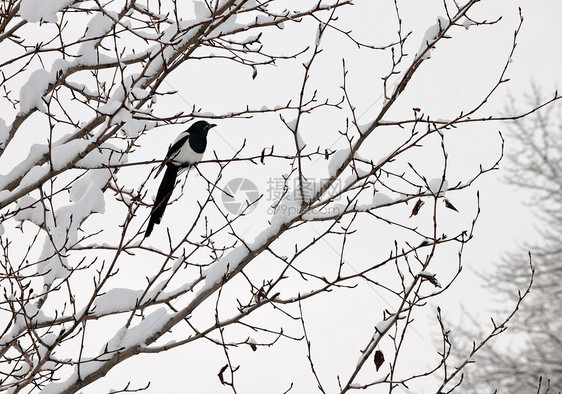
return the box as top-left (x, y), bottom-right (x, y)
top-left (189, 120), bottom-right (217, 135)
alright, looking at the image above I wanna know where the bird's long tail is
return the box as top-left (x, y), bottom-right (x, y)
top-left (145, 165), bottom-right (179, 237)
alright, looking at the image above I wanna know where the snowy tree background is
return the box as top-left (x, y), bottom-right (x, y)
top-left (0, 0), bottom-right (560, 393)
top-left (453, 90), bottom-right (562, 394)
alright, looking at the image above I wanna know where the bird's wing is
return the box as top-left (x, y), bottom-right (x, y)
top-left (154, 131), bottom-right (190, 178)
top-left (167, 131), bottom-right (190, 160)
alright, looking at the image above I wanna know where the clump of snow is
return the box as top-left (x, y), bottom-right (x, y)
top-left (315, 23), bottom-right (323, 46)
top-left (328, 148), bottom-right (351, 177)
top-left (0, 301), bottom-right (51, 346)
top-left (83, 11), bottom-right (117, 40)
top-left (70, 169), bottom-right (110, 207)
top-left (153, 276), bottom-right (199, 303)
top-left (41, 359), bottom-right (105, 394)
top-left (375, 318), bottom-right (393, 335)
top-left (32, 164), bottom-right (114, 285)
top-left (14, 195), bottom-right (45, 226)
top-left (428, 178), bottom-right (448, 196)
top-left (295, 130), bottom-right (306, 151)
top-left (342, 173), bottom-right (357, 190)
top-left (355, 167), bottom-right (370, 178)
top-left (416, 16), bottom-right (448, 60)
top-left (51, 58), bottom-right (70, 75)
top-left (51, 134), bottom-right (125, 171)
top-left (19, 0), bottom-right (73, 23)
top-left (131, 87), bottom-right (149, 101)
top-left (208, 6), bottom-right (242, 37)
top-left (78, 12), bottom-right (117, 64)
top-left (92, 288), bottom-right (144, 315)
top-left (19, 68), bottom-right (53, 114)
top-left (418, 270), bottom-right (442, 288)
top-left (372, 193), bottom-right (393, 206)
top-left (0, 118), bottom-right (8, 148)
top-left (98, 100), bottom-right (122, 115)
top-left (205, 246), bottom-right (248, 287)
top-left (19, 165), bottom-right (49, 191)
top-left (357, 122), bottom-right (374, 135)
top-left (116, 307), bottom-right (170, 349)
top-left (268, 199), bottom-right (299, 233)
top-left (77, 143), bottom-right (123, 169)
top-left (281, 114), bottom-right (297, 132)
top-left (238, 0), bottom-right (259, 10)
top-left (112, 108), bottom-right (155, 138)
top-left (0, 141), bottom-right (49, 193)
top-left (193, 1), bottom-right (211, 19)
top-left (51, 140), bottom-right (89, 171)
top-left (145, 21), bottom-right (199, 76)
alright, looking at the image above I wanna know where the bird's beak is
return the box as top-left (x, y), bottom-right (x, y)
top-left (209, 124), bottom-right (217, 129)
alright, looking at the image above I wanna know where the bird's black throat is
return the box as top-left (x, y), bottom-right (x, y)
top-left (188, 131), bottom-right (208, 154)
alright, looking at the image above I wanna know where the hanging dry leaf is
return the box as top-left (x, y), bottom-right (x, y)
top-left (419, 271), bottom-right (442, 288)
top-left (410, 199), bottom-right (425, 217)
top-left (374, 350), bottom-right (385, 371)
top-left (218, 364), bottom-right (228, 385)
top-left (444, 198), bottom-right (459, 212)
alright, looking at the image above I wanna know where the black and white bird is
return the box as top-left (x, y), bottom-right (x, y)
top-left (145, 120), bottom-right (216, 237)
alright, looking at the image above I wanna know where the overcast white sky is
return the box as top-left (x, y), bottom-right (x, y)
top-left (114, 1), bottom-right (562, 392)
top-left (93, 1), bottom-right (562, 392)
top-left (2, 0), bottom-right (561, 392)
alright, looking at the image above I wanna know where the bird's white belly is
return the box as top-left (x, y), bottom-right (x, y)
top-left (172, 143), bottom-right (204, 165)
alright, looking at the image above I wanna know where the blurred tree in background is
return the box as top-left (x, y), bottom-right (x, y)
top-left (455, 89), bottom-right (562, 393)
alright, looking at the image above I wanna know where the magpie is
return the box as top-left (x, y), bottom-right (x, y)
top-left (145, 120), bottom-right (216, 237)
